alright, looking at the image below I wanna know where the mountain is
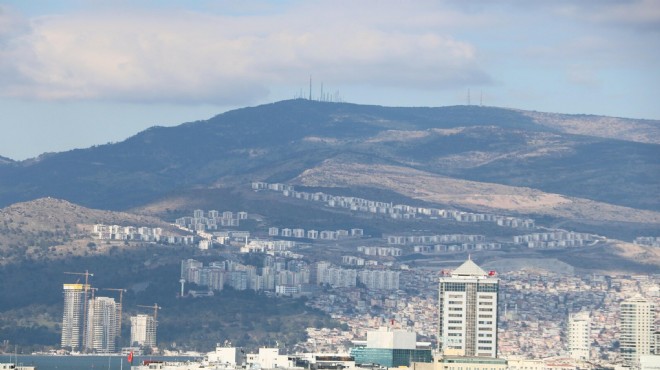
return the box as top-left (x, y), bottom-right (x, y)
top-left (0, 155), bottom-right (14, 165)
top-left (0, 99), bottom-right (657, 217)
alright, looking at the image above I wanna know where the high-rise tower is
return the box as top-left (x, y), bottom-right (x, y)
top-left (438, 258), bottom-right (498, 358)
top-left (85, 297), bottom-right (118, 353)
top-left (130, 314), bottom-right (157, 348)
top-left (568, 311), bottom-right (591, 360)
top-left (61, 284), bottom-right (89, 349)
top-left (620, 295), bottom-right (655, 367)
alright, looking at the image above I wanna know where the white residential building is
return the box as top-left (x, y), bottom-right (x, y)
top-left (130, 314), bottom-right (157, 348)
top-left (438, 258), bottom-right (498, 358)
top-left (85, 297), bottom-right (118, 353)
top-left (568, 311), bottom-right (591, 360)
top-left (61, 284), bottom-right (89, 350)
top-left (621, 295), bottom-right (655, 367)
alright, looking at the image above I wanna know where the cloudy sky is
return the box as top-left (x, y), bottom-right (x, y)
top-left (1, 0), bottom-right (658, 160)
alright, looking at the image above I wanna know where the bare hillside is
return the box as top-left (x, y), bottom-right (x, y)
top-left (295, 159), bottom-right (660, 225)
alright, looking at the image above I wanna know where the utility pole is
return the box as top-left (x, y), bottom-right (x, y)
top-left (64, 270), bottom-right (93, 352)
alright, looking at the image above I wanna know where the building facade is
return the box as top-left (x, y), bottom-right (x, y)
top-left (61, 284), bottom-right (90, 350)
top-left (85, 297), bottom-right (118, 353)
top-left (350, 327), bottom-right (432, 367)
top-left (568, 311), bottom-right (591, 361)
top-left (620, 295), bottom-right (655, 367)
top-left (130, 314), bottom-right (157, 348)
top-left (438, 259), bottom-right (498, 358)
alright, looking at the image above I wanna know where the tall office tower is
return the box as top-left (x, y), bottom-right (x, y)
top-left (438, 258), bottom-right (498, 358)
top-left (84, 297), bottom-right (118, 353)
top-left (130, 314), bottom-right (157, 348)
top-left (568, 311), bottom-right (591, 360)
top-left (620, 295), bottom-right (655, 366)
top-left (61, 284), bottom-right (89, 350)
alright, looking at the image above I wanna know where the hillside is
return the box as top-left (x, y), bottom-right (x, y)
top-left (0, 100), bottom-right (657, 214)
top-left (0, 198), bottom-right (175, 264)
top-left (294, 160), bottom-right (660, 224)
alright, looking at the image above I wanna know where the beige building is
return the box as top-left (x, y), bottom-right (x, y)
top-left (621, 295), bottom-right (655, 367)
top-left (438, 258), bottom-right (499, 357)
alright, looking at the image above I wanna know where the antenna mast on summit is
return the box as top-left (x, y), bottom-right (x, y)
top-left (309, 76), bottom-right (312, 100)
top-left (467, 88), bottom-right (471, 106)
top-left (480, 90), bottom-right (483, 106)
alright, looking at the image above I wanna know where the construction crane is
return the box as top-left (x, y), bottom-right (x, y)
top-left (137, 303), bottom-right (162, 324)
top-left (102, 288), bottom-right (127, 344)
top-left (64, 270), bottom-right (93, 351)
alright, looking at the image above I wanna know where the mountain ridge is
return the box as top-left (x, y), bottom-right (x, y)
top-left (0, 100), bottom-right (657, 214)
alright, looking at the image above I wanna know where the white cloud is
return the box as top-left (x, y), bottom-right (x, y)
top-left (0, 3), bottom-right (490, 104)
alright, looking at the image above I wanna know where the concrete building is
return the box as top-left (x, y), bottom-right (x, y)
top-left (246, 348), bottom-right (291, 369)
top-left (621, 295), bottom-right (655, 367)
top-left (61, 284), bottom-right (90, 350)
top-left (350, 327), bottom-right (432, 367)
top-left (568, 311), bottom-right (591, 360)
top-left (85, 297), bottom-right (118, 353)
top-left (438, 258), bottom-right (498, 358)
top-left (130, 314), bottom-right (157, 348)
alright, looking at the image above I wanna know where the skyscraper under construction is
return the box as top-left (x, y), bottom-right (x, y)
top-left (61, 284), bottom-right (89, 349)
top-left (85, 296), bottom-right (118, 353)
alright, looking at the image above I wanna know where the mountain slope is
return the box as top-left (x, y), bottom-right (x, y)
top-left (0, 100), bottom-right (657, 213)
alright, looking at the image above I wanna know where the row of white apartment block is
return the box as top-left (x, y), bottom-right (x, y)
top-left (175, 209), bottom-right (248, 231)
top-left (413, 242), bottom-right (501, 253)
top-left (357, 246), bottom-right (403, 257)
top-left (342, 255), bottom-right (369, 266)
top-left (92, 224), bottom-right (195, 245)
top-left (181, 259), bottom-right (310, 293)
top-left (197, 231), bottom-right (253, 250)
top-left (385, 233), bottom-right (485, 245)
top-left (251, 182), bottom-right (294, 192)
top-left (240, 239), bottom-right (297, 254)
top-left (513, 231), bottom-right (602, 248)
top-left (634, 236), bottom-right (660, 247)
top-left (268, 227), bottom-right (363, 240)
top-left (254, 182), bottom-right (535, 229)
top-left (316, 262), bottom-right (400, 290)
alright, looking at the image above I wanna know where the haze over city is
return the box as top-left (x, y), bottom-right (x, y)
top-left (0, 2), bottom-right (658, 370)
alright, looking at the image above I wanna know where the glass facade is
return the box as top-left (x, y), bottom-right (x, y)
top-left (350, 347), bottom-right (432, 367)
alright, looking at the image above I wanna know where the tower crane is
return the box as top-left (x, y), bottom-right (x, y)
top-left (63, 270), bottom-right (93, 351)
top-left (137, 303), bottom-right (162, 324)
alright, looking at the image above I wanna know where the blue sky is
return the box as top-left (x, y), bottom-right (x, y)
top-left (0, 0), bottom-right (658, 160)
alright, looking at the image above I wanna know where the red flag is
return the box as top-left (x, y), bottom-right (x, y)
top-left (127, 351), bottom-right (134, 364)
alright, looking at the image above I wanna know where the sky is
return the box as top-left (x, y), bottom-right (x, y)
top-left (0, 0), bottom-right (658, 160)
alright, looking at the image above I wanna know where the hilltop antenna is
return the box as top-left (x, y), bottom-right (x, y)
top-left (480, 90), bottom-right (483, 106)
top-left (320, 83), bottom-right (324, 102)
top-left (467, 88), bottom-right (471, 106)
top-left (309, 76), bottom-right (312, 100)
